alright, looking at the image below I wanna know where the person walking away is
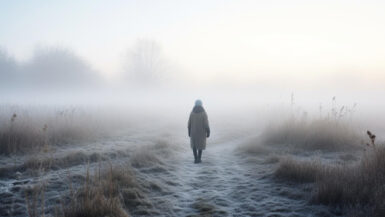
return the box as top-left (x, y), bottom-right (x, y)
top-left (188, 100), bottom-right (210, 163)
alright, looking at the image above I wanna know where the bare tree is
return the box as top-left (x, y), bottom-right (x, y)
top-left (124, 39), bottom-right (165, 85)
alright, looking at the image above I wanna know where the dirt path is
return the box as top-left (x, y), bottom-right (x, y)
top-left (0, 131), bottom-right (337, 217)
top-left (138, 137), bottom-right (335, 217)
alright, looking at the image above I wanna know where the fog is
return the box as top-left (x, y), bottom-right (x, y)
top-left (1, 41), bottom-right (384, 137)
top-left (1, 1), bottom-right (385, 217)
top-left (1, 41), bottom-right (385, 139)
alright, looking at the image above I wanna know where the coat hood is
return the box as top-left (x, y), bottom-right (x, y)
top-left (192, 105), bottom-right (205, 113)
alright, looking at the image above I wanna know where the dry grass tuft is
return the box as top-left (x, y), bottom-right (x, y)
top-left (0, 106), bottom-right (100, 155)
top-left (244, 99), bottom-right (362, 152)
top-left (261, 117), bottom-right (361, 151)
top-left (18, 164), bottom-right (152, 217)
top-left (313, 146), bottom-right (385, 216)
top-left (274, 157), bottom-right (325, 183)
top-left (23, 184), bottom-right (46, 217)
top-left (129, 148), bottom-right (164, 168)
top-left (274, 132), bottom-right (385, 216)
top-left (129, 140), bottom-right (176, 169)
top-left (59, 165), bottom-right (151, 217)
top-left (0, 152), bottom-right (105, 179)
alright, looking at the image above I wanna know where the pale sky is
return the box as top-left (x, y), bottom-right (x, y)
top-left (1, 0), bottom-right (385, 88)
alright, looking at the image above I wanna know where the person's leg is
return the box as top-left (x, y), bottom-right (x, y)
top-left (193, 147), bottom-right (198, 163)
top-left (197, 150), bottom-right (202, 163)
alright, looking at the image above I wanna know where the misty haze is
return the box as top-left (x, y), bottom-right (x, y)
top-left (1, 1), bottom-right (385, 217)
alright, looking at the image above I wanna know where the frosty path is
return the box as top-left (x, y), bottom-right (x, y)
top-left (137, 137), bottom-right (334, 217)
top-left (0, 131), bottom-right (336, 217)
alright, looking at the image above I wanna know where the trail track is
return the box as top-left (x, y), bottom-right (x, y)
top-left (0, 130), bottom-right (336, 217)
top-left (136, 136), bottom-right (335, 217)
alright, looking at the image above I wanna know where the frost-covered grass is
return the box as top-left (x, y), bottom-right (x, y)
top-left (241, 101), bottom-right (362, 153)
top-left (0, 105), bottom-right (101, 155)
top-left (261, 117), bottom-right (361, 151)
top-left (0, 151), bottom-right (106, 178)
top-left (239, 102), bottom-right (385, 215)
top-left (274, 157), bottom-right (324, 183)
top-left (274, 132), bottom-right (385, 216)
top-left (23, 165), bottom-right (151, 217)
top-left (10, 136), bottom-right (177, 217)
top-left (59, 165), bottom-right (150, 217)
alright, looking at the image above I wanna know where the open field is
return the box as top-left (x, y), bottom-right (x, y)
top-left (0, 103), bottom-right (383, 217)
top-left (2, 1), bottom-right (385, 216)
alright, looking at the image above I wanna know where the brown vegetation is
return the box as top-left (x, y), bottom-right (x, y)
top-left (23, 164), bottom-right (153, 217)
top-left (274, 132), bottom-right (385, 216)
top-left (262, 117), bottom-right (361, 151)
top-left (274, 157), bottom-right (324, 183)
top-left (60, 166), bottom-right (133, 217)
top-left (0, 106), bottom-right (99, 155)
top-left (0, 151), bottom-right (105, 178)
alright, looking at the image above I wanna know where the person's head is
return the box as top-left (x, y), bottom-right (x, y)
top-left (195, 99), bottom-right (202, 107)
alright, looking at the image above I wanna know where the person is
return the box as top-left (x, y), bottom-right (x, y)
top-left (188, 99), bottom-right (210, 163)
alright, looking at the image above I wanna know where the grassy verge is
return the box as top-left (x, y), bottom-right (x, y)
top-left (23, 164), bottom-right (154, 217)
top-left (261, 117), bottom-right (361, 151)
top-left (0, 106), bottom-right (100, 155)
top-left (274, 132), bottom-right (385, 216)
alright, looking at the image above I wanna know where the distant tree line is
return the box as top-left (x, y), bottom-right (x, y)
top-left (0, 40), bottom-right (168, 91)
top-left (0, 47), bottom-right (101, 90)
